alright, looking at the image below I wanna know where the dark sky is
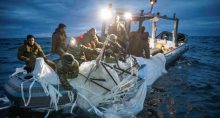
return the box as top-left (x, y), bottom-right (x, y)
top-left (0, 0), bottom-right (220, 38)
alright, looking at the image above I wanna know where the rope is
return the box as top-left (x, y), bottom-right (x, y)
top-left (21, 78), bottom-right (37, 106)
top-left (77, 92), bottom-right (103, 117)
top-left (20, 74), bottom-right (61, 110)
top-left (44, 109), bottom-right (51, 118)
top-left (9, 66), bottom-right (26, 78)
top-left (70, 92), bottom-right (78, 114)
top-left (68, 91), bottom-right (74, 102)
top-left (47, 84), bottom-right (62, 111)
top-left (0, 101), bottom-right (13, 110)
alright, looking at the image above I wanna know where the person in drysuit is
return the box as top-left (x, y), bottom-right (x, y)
top-left (51, 23), bottom-right (67, 56)
top-left (56, 53), bottom-right (79, 90)
top-left (18, 35), bottom-right (56, 72)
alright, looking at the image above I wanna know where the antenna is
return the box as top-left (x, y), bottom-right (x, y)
top-left (149, 0), bottom-right (157, 13)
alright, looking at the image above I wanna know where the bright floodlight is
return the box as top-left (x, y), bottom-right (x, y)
top-left (150, 1), bottom-right (154, 5)
top-left (124, 12), bottom-right (132, 20)
top-left (100, 8), bottom-right (112, 20)
top-left (150, 0), bottom-right (157, 5)
top-left (69, 37), bottom-right (76, 47)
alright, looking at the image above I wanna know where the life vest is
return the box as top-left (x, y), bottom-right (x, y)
top-left (156, 43), bottom-right (163, 49)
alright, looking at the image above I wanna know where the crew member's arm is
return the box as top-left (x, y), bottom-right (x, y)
top-left (17, 46), bottom-right (30, 62)
top-left (51, 34), bottom-right (57, 53)
top-left (80, 44), bottom-right (99, 55)
top-left (36, 43), bottom-right (47, 60)
top-left (72, 59), bottom-right (79, 78)
top-left (93, 36), bottom-right (104, 48)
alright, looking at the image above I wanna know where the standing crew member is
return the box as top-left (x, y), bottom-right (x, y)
top-left (18, 35), bottom-right (56, 72)
top-left (51, 23), bottom-right (67, 56)
top-left (128, 26), bottom-right (150, 58)
top-left (108, 16), bottom-right (129, 49)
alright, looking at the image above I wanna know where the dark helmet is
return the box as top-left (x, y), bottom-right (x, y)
top-left (138, 26), bottom-right (145, 32)
top-left (163, 35), bottom-right (168, 40)
top-left (88, 28), bottom-right (95, 32)
top-left (26, 34), bottom-right (35, 40)
top-left (109, 34), bottom-right (117, 42)
top-left (58, 23), bottom-right (66, 28)
top-left (61, 53), bottom-right (75, 65)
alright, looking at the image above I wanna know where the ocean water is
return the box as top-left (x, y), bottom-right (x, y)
top-left (0, 36), bottom-right (219, 117)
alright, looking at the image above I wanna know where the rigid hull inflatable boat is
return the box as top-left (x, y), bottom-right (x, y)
top-left (4, 58), bottom-right (73, 109)
top-left (3, 39), bottom-right (188, 114)
top-left (4, 74), bottom-right (70, 109)
top-left (3, 45), bottom-right (188, 117)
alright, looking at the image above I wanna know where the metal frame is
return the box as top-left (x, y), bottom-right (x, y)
top-left (101, 8), bottom-right (179, 47)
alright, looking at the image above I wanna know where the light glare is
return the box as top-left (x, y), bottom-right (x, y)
top-left (124, 12), bottom-right (132, 20)
top-left (150, 1), bottom-right (154, 5)
top-left (70, 37), bottom-right (76, 47)
top-left (100, 8), bottom-right (112, 20)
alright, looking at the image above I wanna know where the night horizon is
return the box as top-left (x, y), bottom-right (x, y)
top-left (0, 0), bottom-right (220, 38)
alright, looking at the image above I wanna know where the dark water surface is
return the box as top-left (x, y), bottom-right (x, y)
top-left (0, 36), bottom-right (219, 118)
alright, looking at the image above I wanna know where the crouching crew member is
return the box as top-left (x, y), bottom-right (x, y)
top-left (79, 28), bottom-right (103, 60)
top-left (17, 35), bottom-right (56, 72)
top-left (105, 34), bottom-right (126, 62)
top-left (57, 53), bottom-right (79, 90)
top-left (67, 37), bottom-right (100, 64)
top-left (80, 28), bottom-right (103, 49)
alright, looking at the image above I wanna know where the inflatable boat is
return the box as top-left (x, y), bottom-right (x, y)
top-left (3, 35), bottom-right (188, 110)
top-left (154, 32), bottom-right (189, 66)
top-left (3, 57), bottom-right (73, 110)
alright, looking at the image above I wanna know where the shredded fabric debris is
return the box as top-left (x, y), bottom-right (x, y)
top-left (11, 58), bottom-right (62, 111)
top-left (9, 53), bottom-right (166, 118)
top-left (68, 53), bottom-right (167, 117)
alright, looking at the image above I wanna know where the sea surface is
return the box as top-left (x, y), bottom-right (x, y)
top-left (0, 36), bottom-right (220, 117)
